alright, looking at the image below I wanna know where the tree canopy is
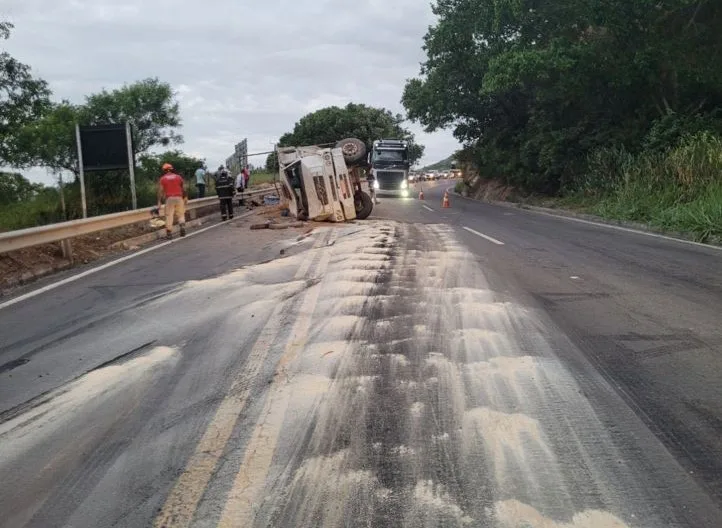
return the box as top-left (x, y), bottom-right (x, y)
top-left (9, 79), bottom-right (183, 176)
top-left (403, 0), bottom-right (722, 194)
top-left (0, 22), bottom-right (52, 163)
top-left (136, 150), bottom-right (203, 182)
top-left (83, 78), bottom-right (182, 153)
top-left (0, 171), bottom-right (43, 206)
top-left (277, 103), bottom-right (425, 166)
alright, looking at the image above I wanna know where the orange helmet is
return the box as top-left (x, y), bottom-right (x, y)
top-left (162, 163), bottom-right (174, 172)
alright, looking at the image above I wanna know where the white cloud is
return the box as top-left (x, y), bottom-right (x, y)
top-left (3, 0), bottom-right (457, 183)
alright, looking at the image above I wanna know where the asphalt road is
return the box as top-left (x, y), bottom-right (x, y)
top-left (1, 183), bottom-right (721, 527)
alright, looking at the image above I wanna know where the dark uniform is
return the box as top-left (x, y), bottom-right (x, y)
top-left (215, 170), bottom-right (235, 220)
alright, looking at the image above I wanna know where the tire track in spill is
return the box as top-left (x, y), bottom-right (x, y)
top-left (154, 229), bottom-right (334, 528)
top-left (216, 229), bottom-right (337, 527)
top-left (226, 222), bottom-right (682, 527)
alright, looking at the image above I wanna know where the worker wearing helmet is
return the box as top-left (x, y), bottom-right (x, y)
top-left (157, 163), bottom-right (187, 239)
top-left (214, 167), bottom-right (235, 220)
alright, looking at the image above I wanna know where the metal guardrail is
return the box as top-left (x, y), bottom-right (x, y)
top-left (0, 187), bottom-right (278, 254)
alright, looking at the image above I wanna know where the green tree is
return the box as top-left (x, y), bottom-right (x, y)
top-left (0, 22), bottom-right (52, 164)
top-left (278, 103), bottom-right (425, 165)
top-left (265, 151), bottom-right (278, 172)
top-left (13, 79), bottom-right (183, 177)
top-left (9, 102), bottom-right (80, 173)
top-left (403, 0), bottom-right (722, 194)
top-left (82, 78), bottom-right (183, 152)
top-left (136, 150), bottom-right (203, 182)
top-left (0, 171), bottom-right (44, 205)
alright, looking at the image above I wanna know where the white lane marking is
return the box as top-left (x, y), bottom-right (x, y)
top-left (422, 205), bottom-right (435, 212)
top-left (218, 233), bottom-right (337, 527)
top-left (0, 212), bottom-right (254, 312)
top-left (153, 230), bottom-right (329, 528)
top-left (530, 209), bottom-right (722, 253)
top-left (451, 191), bottom-right (722, 253)
top-left (462, 226), bottom-right (505, 246)
top-left (570, 276), bottom-right (581, 280)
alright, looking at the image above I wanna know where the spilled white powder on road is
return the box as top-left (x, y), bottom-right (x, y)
top-left (495, 499), bottom-right (631, 528)
top-left (0, 346), bottom-right (179, 454)
top-left (161, 221), bottom-right (664, 527)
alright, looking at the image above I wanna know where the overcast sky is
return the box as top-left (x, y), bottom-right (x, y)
top-left (3, 0), bottom-right (458, 184)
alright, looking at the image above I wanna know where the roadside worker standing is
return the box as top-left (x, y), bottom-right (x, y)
top-left (157, 163), bottom-right (187, 239)
top-left (235, 169), bottom-right (245, 193)
top-left (243, 165), bottom-right (250, 189)
top-left (235, 169), bottom-right (246, 207)
top-left (195, 163), bottom-right (207, 198)
top-left (367, 169), bottom-right (379, 204)
top-left (214, 166), bottom-right (235, 220)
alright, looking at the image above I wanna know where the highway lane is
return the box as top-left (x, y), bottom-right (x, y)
top-left (409, 183), bottom-right (722, 507)
top-left (0, 186), bottom-right (721, 527)
top-left (0, 214), bottom-right (311, 414)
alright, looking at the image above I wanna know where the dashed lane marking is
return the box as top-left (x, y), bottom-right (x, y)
top-left (462, 226), bottom-right (505, 246)
top-left (422, 205), bottom-right (435, 212)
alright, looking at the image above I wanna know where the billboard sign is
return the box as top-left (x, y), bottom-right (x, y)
top-left (78, 124), bottom-right (133, 172)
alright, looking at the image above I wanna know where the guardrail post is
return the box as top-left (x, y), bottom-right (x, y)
top-left (60, 239), bottom-right (73, 263)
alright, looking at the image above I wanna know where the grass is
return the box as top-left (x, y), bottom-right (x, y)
top-left (0, 197), bottom-right (65, 231)
top-left (247, 172), bottom-right (277, 186)
top-left (591, 183), bottom-right (722, 241)
top-left (560, 132), bottom-right (722, 242)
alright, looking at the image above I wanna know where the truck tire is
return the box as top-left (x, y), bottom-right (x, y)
top-left (336, 138), bottom-right (367, 165)
top-left (354, 190), bottom-right (373, 220)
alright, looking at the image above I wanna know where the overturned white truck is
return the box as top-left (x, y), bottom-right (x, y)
top-left (276, 138), bottom-right (374, 222)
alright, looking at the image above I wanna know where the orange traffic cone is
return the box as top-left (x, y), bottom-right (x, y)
top-left (418, 190), bottom-right (425, 200)
top-left (442, 190), bottom-right (450, 208)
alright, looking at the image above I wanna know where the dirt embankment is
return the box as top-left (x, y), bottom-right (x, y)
top-left (0, 199), bottom-right (270, 294)
top-left (459, 163), bottom-right (518, 203)
top-left (0, 222), bottom-right (158, 292)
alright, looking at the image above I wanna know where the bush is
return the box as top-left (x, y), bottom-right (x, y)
top-left (579, 146), bottom-right (635, 196)
top-left (0, 190), bottom-right (65, 231)
top-left (591, 132), bottom-right (722, 241)
top-left (643, 113), bottom-right (722, 153)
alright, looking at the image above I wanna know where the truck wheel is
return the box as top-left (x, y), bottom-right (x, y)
top-left (354, 191), bottom-right (373, 220)
top-left (336, 138), bottom-right (367, 165)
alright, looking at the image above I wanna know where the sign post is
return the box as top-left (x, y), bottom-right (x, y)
top-left (125, 122), bottom-right (137, 209)
top-left (225, 138), bottom-right (248, 175)
top-left (74, 123), bottom-right (88, 218)
top-left (75, 123), bottom-right (136, 214)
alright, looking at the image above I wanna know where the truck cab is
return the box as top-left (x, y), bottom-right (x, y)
top-left (369, 139), bottom-right (410, 197)
top-left (277, 145), bottom-right (357, 222)
top-left (276, 138), bottom-right (376, 222)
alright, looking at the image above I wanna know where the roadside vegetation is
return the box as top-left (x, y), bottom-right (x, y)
top-left (420, 154), bottom-right (456, 172)
top-left (403, 1), bottom-right (722, 241)
top-left (567, 132), bottom-right (722, 240)
top-left (265, 103), bottom-right (424, 172)
top-left (0, 20), bottom-right (207, 231)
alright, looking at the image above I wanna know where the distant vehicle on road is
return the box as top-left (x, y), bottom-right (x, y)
top-left (368, 139), bottom-right (410, 198)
